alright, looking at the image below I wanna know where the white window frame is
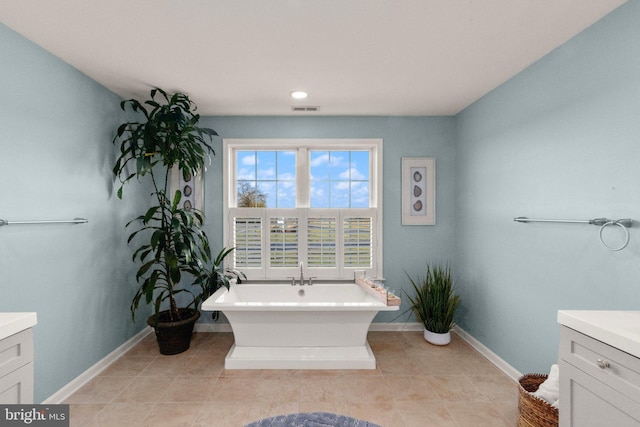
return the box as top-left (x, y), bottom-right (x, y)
top-left (223, 139), bottom-right (383, 280)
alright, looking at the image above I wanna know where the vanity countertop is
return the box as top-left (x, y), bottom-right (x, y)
top-left (0, 312), bottom-right (37, 341)
top-left (558, 310), bottom-right (640, 358)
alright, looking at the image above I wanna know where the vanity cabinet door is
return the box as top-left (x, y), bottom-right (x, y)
top-left (0, 329), bottom-right (35, 404)
top-left (560, 360), bottom-right (640, 426)
top-left (0, 363), bottom-right (33, 404)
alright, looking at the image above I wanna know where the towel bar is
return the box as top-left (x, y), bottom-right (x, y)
top-left (0, 217), bottom-right (88, 227)
top-left (514, 217), bottom-right (633, 251)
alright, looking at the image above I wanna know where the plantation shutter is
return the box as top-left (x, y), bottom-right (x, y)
top-left (343, 216), bottom-right (373, 268)
top-left (270, 216), bottom-right (299, 268)
top-left (307, 217), bottom-right (337, 268)
top-left (231, 208), bottom-right (376, 278)
top-left (233, 217), bottom-right (262, 268)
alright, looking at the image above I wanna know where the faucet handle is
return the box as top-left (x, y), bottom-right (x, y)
top-left (288, 277), bottom-right (296, 286)
top-left (307, 277), bottom-right (317, 286)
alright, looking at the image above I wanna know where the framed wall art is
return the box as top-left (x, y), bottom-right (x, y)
top-left (402, 157), bottom-right (435, 225)
top-left (171, 168), bottom-right (204, 212)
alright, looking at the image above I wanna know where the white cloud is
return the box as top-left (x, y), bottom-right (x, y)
top-left (310, 153), bottom-right (347, 168)
top-left (237, 167), bottom-right (254, 180)
top-left (351, 182), bottom-right (369, 205)
top-left (338, 167), bottom-right (366, 180)
top-left (329, 155), bottom-right (346, 167)
top-left (278, 172), bottom-right (295, 181)
top-left (310, 184), bottom-right (325, 199)
top-left (257, 168), bottom-right (276, 179)
top-left (240, 154), bottom-right (256, 166)
top-left (310, 153), bottom-right (330, 167)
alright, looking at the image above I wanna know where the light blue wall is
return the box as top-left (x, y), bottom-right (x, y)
top-left (0, 24), bottom-right (149, 402)
top-left (198, 116), bottom-right (457, 323)
top-left (454, 1), bottom-right (640, 374)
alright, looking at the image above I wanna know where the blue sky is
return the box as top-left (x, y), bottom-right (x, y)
top-left (237, 150), bottom-right (370, 208)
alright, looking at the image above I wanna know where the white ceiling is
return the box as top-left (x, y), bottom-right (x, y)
top-left (0, 0), bottom-right (627, 116)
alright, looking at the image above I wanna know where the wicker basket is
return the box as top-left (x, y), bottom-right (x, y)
top-left (518, 374), bottom-right (559, 427)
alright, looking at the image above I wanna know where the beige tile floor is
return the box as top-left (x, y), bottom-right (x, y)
top-left (65, 331), bottom-right (518, 427)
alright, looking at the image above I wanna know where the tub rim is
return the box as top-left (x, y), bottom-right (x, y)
top-left (201, 282), bottom-right (399, 312)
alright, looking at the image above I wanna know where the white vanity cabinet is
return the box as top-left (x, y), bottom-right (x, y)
top-left (0, 313), bottom-right (37, 404)
top-left (558, 311), bottom-right (640, 427)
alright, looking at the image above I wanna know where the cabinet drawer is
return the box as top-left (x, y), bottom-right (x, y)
top-left (560, 326), bottom-right (640, 405)
top-left (0, 329), bottom-right (34, 378)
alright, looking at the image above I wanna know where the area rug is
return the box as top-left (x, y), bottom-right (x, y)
top-left (244, 412), bottom-right (381, 427)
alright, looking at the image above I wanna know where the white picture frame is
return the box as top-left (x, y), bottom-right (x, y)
top-left (402, 157), bottom-right (435, 225)
top-left (171, 168), bottom-right (204, 213)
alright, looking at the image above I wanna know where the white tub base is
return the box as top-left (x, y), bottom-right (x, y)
top-left (224, 342), bottom-right (377, 370)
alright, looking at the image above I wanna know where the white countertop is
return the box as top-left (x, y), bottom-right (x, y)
top-left (558, 310), bottom-right (640, 358)
top-left (0, 312), bottom-right (37, 341)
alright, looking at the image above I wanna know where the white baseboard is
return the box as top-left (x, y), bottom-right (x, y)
top-left (44, 322), bottom-right (521, 403)
top-left (454, 326), bottom-right (522, 382)
top-left (43, 327), bottom-right (153, 404)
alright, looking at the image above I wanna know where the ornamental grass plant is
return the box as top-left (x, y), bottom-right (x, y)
top-left (407, 263), bottom-right (461, 334)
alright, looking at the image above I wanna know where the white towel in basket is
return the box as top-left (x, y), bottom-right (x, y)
top-left (532, 364), bottom-right (560, 408)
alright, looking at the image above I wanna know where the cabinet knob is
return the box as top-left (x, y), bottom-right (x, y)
top-left (596, 359), bottom-right (610, 369)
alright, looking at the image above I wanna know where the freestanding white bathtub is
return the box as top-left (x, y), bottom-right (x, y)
top-left (201, 282), bottom-right (399, 369)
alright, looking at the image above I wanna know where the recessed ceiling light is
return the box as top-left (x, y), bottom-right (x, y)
top-left (290, 90), bottom-right (308, 99)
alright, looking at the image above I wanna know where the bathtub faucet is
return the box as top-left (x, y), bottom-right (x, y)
top-left (289, 262), bottom-right (306, 286)
top-left (289, 262), bottom-right (314, 286)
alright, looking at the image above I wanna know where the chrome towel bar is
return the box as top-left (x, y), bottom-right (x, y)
top-left (514, 217), bottom-right (633, 228)
top-left (0, 217), bottom-right (88, 227)
top-left (514, 217), bottom-right (633, 251)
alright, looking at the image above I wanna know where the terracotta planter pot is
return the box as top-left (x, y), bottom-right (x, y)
top-left (423, 329), bottom-right (451, 346)
top-left (147, 309), bottom-right (200, 355)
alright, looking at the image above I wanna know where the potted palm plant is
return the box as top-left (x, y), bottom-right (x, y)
top-left (112, 87), bottom-right (223, 355)
top-left (407, 263), bottom-right (461, 345)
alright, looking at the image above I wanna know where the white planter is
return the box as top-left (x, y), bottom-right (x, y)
top-left (423, 329), bottom-right (451, 345)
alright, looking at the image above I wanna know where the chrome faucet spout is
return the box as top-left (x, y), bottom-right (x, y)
top-left (299, 262), bottom-right (304, 286)
top-left (300, 262), bottom-right (304, 286)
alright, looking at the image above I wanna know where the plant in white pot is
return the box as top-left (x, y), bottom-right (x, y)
top-left (407, 263), bottom-right (461, 345)
top-left (112, 88), bottom-right (221, 355)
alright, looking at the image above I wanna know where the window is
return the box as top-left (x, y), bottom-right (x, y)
top-left (236, 150), bottom-right (296, 208)
top-left (309, 151), bottom-right (370, 208)
top-left (224, 139), bottom-right (382, 280)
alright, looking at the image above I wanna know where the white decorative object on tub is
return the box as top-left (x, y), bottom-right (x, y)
top-left (354, 278), bottom-right (401, 306)
top-left (201, 282), bottom-right (399, 369)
